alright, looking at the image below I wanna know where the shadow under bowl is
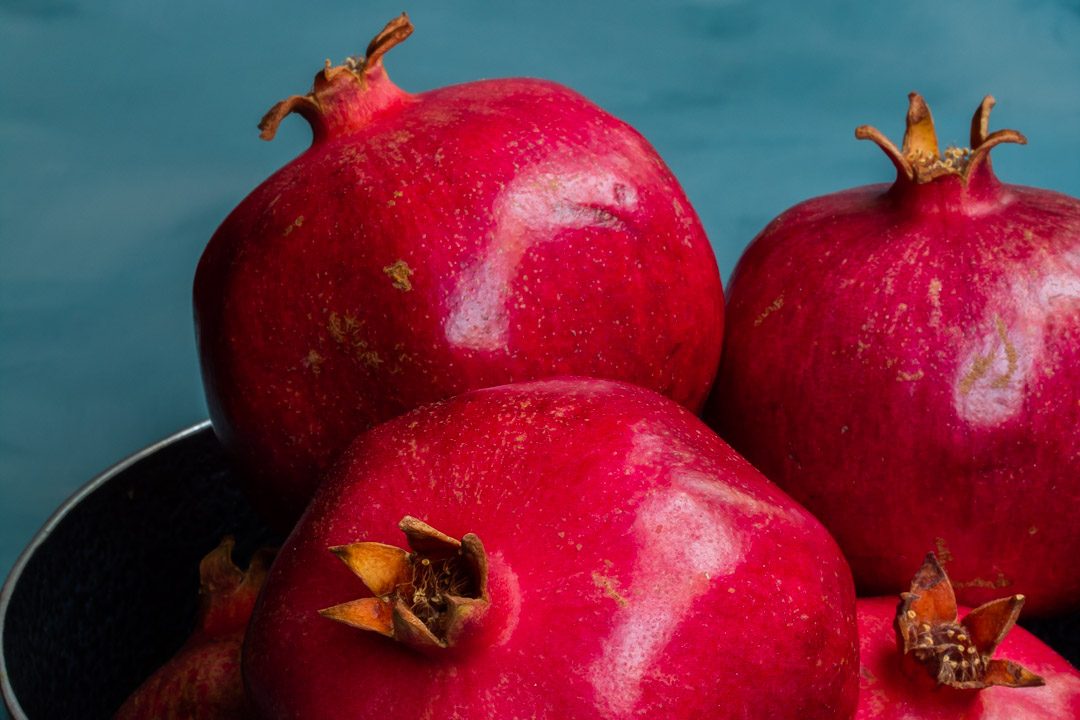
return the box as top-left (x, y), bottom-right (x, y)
top-left (0, 422), bottom-right (277, 720)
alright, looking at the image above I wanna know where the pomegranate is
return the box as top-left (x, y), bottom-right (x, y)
top-left (856, 553), bottom-right (1080, 718)
top-left (243, 377), bottom-right (858, 719)
top-left (706, 92), bottom-right (1080, 614)
top-left (114, 538), bottom-right (273, 719)
top-left (194, 14), bottom-right (724, 529)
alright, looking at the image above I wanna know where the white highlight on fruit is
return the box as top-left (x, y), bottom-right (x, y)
top-left (587, 473), bottom-right (742, 718)
top-left (953, 250), bottom-right (1080, 427)
top-left (443, 164), bottom-right (637, 352)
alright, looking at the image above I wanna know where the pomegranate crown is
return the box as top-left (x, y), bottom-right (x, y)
top-left (856, 93), bottom-right (1027, 184)
top-left (894, 552), bottom-right (1044, 690)
top-left (258, 13), bottom-right (414, 142)
top-left (319, 516), bottom-right (490, 653)
top-left (196, 536), bottom-right (276, 637)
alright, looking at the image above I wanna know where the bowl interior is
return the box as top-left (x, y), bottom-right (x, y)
top-left (1, 424), bottom-right (277, 720)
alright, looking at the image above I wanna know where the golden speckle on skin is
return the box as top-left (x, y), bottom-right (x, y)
top-left (753, 294), bottom-right (784, 327)
top-left (897, 369), bottom-right (925, 382)
top-left (327, 311), bottom-right (381, 368)
top-left (303, 349), bottom-right (324, 375)
top-left (383, 260), bottom-right (414, 292)
top-left (953, 572), bottom-right (1013, 590)
top-left (934, 537), bottom-right (954, 564)
top-left (283, 215), bottom-right (304, 236)
top-left (959, 315), bottom-right (1019, 395)
top-left (327, 312), bottom-right (349, 344)
top-left (958, 353), bottom-right (993, 395)
top-left (928, 278), bottom-right (943, 327)
top-left (592, 571), bottom-right (629, 608)
top-left (358, 350), bottom-right (383, 369)
top-left (989, 316), bottom-right (1018, 390)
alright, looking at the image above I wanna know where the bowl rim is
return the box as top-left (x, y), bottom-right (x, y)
top-left (0, 420), bottom-right (213, 720)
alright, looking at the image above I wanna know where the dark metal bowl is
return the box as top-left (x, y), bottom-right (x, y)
top-left (2, 423), bottom-right (1077, 719)
top-left (0, 422), bottom-right (276, 720)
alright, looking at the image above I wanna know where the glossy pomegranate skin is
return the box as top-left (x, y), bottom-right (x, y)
top-left (707, 107), bottom-right (1080, 615)
top-left (244, 378), bottom-right (858, 719)
top-left (194, 20), bottom-right (723, 529)
top-left (856, 597), bottom-right (1080, 718)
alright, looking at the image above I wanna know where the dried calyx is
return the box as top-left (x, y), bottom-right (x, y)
top-left (258, 13), bottom-right (414, 141)
top-left (895, 553), bottom-right (1044, 690)
top-left (198, 536), bottom-right (276, 637)
top-left (320, 516), bottom-right (489, 651)
top-left (856, 93), bottom-right (1026, 184)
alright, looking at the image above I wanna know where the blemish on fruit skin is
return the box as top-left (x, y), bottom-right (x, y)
top-left (896, 369), bottom-right (924, 382)
top-left (328, 311), bottom-right (363, 344)
top-left (358, 350), bottom-right (383, 369)
top-left (957, 314), bottom-right (1020, 401)
top-left (989, 316), bottom-right (1018, 390)
top-left (753, 293), bottom-right (784, 327)
top-left (383, 260), bottom-right (414, 292)
top-left (953, 573), bottom-right (1012, 590)
top-left (928, 278), bottom-right (943, 327)
top-left (934, 537), bottom-right (954, 564)
top-left (592, 571), bottom-right (629, 608)
top-left (283, 215), bottom-right (304, 236)
top-left (958, 353), bottom-right (993, 395)
top-left (303, 349), bottom-right (324, 375)
top-left (327, 311), bottom-right (382, 367)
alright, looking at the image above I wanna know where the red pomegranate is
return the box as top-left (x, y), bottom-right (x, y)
top-left (856, 553), bottom-right (1080, 719)
top-left (243, 378), bottom-right (858, 719)
top-left (706, 92), bottom-right (1080, 614)
top-left (114, 538), bottom-right (273, 719)
top-left (194, 14), bottom-right (724, 529)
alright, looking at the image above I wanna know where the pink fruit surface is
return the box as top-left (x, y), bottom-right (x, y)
top-left (194, 15), bottom-right (723, 529)
top-left (243, 378), bottom-right (858, 719)
top-left (856, 555), bottom-right (1080, 719)
top-left (114, 538), bottom-right (272, 720)
top-left (706, 93), bottom-right (1080, 614)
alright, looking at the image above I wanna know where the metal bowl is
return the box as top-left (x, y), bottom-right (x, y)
top-left (0, 422), bottom-right (277, 720)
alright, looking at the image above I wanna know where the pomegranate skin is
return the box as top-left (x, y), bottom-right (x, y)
top-left (114, 540), bottom-right (271, 719)
top-left (706, 95), bottom-right (1080, 615)
top-left (856, 597), bottom-right (1080, 719)
top-left (194, 17), bottom-right (723, 529)
top-left (243, 378), bottom-right (858, 719)
top-left (113, 636), bottom-right (248, 720)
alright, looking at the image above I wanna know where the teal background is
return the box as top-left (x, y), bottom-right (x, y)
top-left (2, 2), bottom-right (1080, 705)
